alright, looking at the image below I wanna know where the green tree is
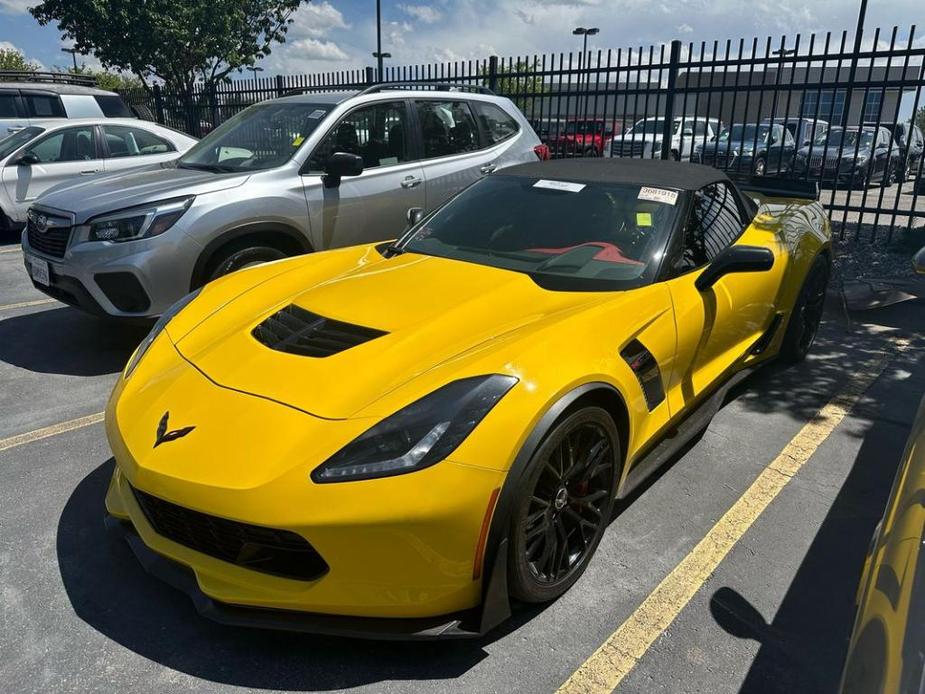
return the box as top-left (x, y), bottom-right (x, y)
top-left (67, 65), bottom-right (144, 92)
top-left (30, 0), bottom-right (305, 95)
top-left (0, 47), bottom-right (40, 72)
top-left (915, 106), bottom-right (925, 134)
top-left (479, 59), bottom-right (547, 116)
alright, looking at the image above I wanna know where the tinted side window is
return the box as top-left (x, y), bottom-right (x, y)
top-left (95, 95), bottom-right (133, 118)
top-left (308, 101), bottom-right (408, 172)
top-left (23, 94), bottom-right (66, 118)
top-left (674, 182), bottom-right (744, 272)
top-left (472, 102), bottom-right (519, 145)
top-left (28, 126), bottom-right (98, 163)
top-left (0, 93), bottom-right (19, 118)
top-left (103, 125), bottom-right (175, 157)
top-left (415, 101), bottom-right (479, 158)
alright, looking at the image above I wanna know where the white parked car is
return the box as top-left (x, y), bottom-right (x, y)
top-left (604, 116), bottom-right (722, 161)
top-left (0, 118), bottom-right (197, 232)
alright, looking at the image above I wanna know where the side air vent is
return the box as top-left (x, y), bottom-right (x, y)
top-left (620, 339), bottom-right (666, 411)
top-left (252, 304), bottom-right (388, 358)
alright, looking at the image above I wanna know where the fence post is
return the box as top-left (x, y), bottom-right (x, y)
top-left (208, 82), bottom-right (218, 132)
top-left (661, 40), bottom-right (682, 160)
top-left (152, 83), bottom-right (164, 124)
top-left (487, 56), bottom-right (499, 92)
top-left (275, 74), bottom-right (285, 97)
top-left (365, 66), bottom-right (375, 85)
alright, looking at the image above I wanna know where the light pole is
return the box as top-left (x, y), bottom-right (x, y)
top-left (372, 51), bottom-right (392, 82)
top-left (61, 47), bottom-right (79, 70)
top-left (573, 27), bottom-right (599, 119)
top-left (246, 66), bottom-right (264, 79)
top-left (375, 0), bottom-right (385, 81)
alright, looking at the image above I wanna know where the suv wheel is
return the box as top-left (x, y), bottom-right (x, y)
top-left (754, 157), bottom-right (767, 176)
top-left (207, 242), bottom-right (289, 282)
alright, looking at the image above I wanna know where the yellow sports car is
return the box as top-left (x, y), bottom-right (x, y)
top-left (104, 159), bottom-right (831, 638)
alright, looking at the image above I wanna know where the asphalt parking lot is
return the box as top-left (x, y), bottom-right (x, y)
top-left (1, 233), bottom-right (923, 694)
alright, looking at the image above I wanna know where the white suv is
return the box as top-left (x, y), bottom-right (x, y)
top-left (604, 116), bottom-right (722, 161)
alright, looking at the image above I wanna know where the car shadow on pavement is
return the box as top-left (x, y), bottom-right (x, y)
top-left (708, 300), bottom-right (925, 693)
top-left (56, 460), bottom-right (548, 690)
top-left (0, 307), bottom-right (147, 376)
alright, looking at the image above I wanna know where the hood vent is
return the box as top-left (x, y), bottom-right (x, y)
top-left (252, 304), bottom-right (387, 358)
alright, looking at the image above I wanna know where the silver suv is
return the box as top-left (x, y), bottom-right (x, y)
top-left (22, 84), bottom-right (544, 319)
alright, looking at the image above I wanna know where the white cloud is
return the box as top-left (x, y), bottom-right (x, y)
top-left (0, 39), bottom-right (46, 70)
top-left (0, 0), bottom-right (32, 14)
top-left (399, 5), bottom-right (443, 24)
top-left (289, 38), bottom-right (349, 62)
top-left (678, 23), bottom-right (693, 33)
top-left (289, 1), bottom-right (350, 38)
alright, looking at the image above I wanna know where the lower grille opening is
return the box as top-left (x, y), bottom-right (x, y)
top-left (130, 485), bottom-right (328, 582)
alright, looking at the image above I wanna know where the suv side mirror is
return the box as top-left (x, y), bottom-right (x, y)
top-left (406, 207), bottom-right (424, 226)
top-left (15, 151), bottom-right (39, 166)
top-left (323, 152), bottom-right (364, 188)
top-left (695, 245), bottom-right (775, 291)
top-left (914, 246), bottom-right (925, 275)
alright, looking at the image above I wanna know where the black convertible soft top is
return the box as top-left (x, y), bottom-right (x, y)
top-left (501, 159), bottom-right (729, 191)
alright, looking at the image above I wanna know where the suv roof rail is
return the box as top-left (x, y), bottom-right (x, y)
top-left (0, 70), bottom-right (98, 87)
top-left (355, 81), bottom-right (495, 96)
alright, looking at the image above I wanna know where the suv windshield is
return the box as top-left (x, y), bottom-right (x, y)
top-left (720, 124), bottom-right (771, 143)
top-left (816, 128), bottom-right (873, 148)
top-left (627, 119), bottom-right (684, 136)
top-left (400, 175), bottom-right (681, 291)
top-left (178, 102), bottom-right (333, 172)
top-left (0, 126), bottom-right (44, 160)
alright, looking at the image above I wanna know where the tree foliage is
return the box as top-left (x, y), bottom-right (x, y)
top-left (0, 47), bottom-right (40, 72)
top-left (30, 0), bottom-right (306, 93)
top-left (479, 59), bottom-right (547, 115)
top-left (916, 106), bottom-right (925, 134)
top-left (67, 65), bottom-right (144, 92)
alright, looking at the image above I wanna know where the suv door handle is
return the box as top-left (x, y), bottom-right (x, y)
top-left (401, 176), bottom-right (422, 188)
top-left (80, 169), bottom-right (102, 175)
top-left (480, 164), bottom-right (497, 175)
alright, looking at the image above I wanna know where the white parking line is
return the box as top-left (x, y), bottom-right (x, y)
top-left (0, 412), bottom-right (105, 454)
top-left (0, 246), bottom-right (22, 254)
top-left (0, 298), bottom-right (57, 312)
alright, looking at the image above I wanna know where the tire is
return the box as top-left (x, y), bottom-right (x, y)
top-left (206, 242), bottom-right (289, 282)
top-left (779, 255), bottom-right (830, 364)
top-left (753, 157), bottom-right (767, 176)
top-left (670, 150), bottom-right (681, 162)
top-left (883, 164), bottom-right (894, 188)
top-left (508, 406), bottom-right (621, 603)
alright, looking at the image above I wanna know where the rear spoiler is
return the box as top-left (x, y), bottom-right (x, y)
top-left (727, 175), bottom-right (819, 201)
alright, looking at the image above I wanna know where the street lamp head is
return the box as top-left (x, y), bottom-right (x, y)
top-left (573, 27), bottom-right (586, 35)
top-left (586, 27), bottom-right (600, 36)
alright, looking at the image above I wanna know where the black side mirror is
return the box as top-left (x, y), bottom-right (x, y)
top-left (322, 152), bottom-right (364, 188)
top-left (15, 152), bottom-right (39, 166)
top-left (695, 245), bottom-right (775, 292)
top-left (406, 207), bottom-right (424, 226)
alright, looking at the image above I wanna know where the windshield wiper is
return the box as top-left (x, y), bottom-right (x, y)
top-left (177, 162), bottom-right (238, 173)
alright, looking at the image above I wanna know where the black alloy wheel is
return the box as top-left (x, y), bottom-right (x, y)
top-left (754, 157), bottom-right (767, 176)
top-left (509, 407), bottom-right (620, 603)
top-left (780, 255), bottom-right (830, 363)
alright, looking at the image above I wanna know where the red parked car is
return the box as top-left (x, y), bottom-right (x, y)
top-left (548, 118), bottom-right (622, 158)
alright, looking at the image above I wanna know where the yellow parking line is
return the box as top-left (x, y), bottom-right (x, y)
top-left (556, 340), bottom-right (904, 694)
top-left (0, 298), bottom-right (57, 312)
top-left (0, 412), bottom-right (105, 454)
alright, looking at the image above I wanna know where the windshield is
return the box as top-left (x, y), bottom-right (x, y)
top-left (565, 120), bottom-right (604, 135)
top-left (400, 175), bottom-right (681, 291)
top-left (0, 126), bottom-right (44, 160)
top-left (626, 119), bottom-right (684, 137)
top-left (720, 124), bottom-right (770, 143)
top-left (178, 102), bottom-right (333, 172)
top-left (815, 128), bottom-right (873, 148)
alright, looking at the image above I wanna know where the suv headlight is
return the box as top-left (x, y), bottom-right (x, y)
top-left (88, 196), bottom-right (194, 243)
top-left (312, 374), bottom-right (518, 483)
top-left (123, 288), bottom-right (201, 378)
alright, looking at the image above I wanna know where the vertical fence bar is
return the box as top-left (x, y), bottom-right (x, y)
top-left (661, 40), bottom-right (682, 160)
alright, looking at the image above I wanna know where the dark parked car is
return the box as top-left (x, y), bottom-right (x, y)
top-left (791, 126), bottom-right (901, 188)
top-left (762, 117), bottom-right (828, 148)
top-left (891, 122), bottom-right (924, 182)
top-left (693, 122), bottom-right (796, 175)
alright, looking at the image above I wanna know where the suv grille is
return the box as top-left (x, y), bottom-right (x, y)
top-left (131, 485), bottom-right (329, 581)
top-left (26, 212), bottom-right (72, 258)
top-left (612, 140), bottom-right (648, 157)
top-left (252, 304), bottom-right (387, 358)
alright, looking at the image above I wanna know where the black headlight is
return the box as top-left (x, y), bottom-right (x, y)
top-left (311, 374), bottom-right (518, 483)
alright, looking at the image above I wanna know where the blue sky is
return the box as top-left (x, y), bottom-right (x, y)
top-left (1, 0), bottom-right (923, 77)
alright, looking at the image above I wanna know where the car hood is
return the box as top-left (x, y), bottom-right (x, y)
top-left (170, 245), bottom-right (602, 420)
top-left (797, 145), bottom-right (871, 158)
top-left (35, 163), bottom-right (250, 221)
top-left (699, 140), bottom-right (761, 154)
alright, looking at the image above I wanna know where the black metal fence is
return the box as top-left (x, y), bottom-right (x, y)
top-left (121, 25), bottom-right (925, 240)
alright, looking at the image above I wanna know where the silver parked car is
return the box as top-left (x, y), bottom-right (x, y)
top-left (0, 118), bottom-right (197, 232)
top-left (22, 85), bottom-right (544, 319)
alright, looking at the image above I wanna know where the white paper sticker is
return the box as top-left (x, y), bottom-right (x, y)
top-left (638, 186), bottom-right (679, 205)
top-left (308, 109), bottom-right (327, 119)
top-left (533, 179), bottom-right (586, 193)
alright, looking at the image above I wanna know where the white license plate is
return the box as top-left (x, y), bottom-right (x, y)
top-left (27, 254), bottom-right (50, 286)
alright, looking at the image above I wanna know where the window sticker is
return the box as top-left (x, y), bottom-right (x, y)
top-left (533, 179), bottom-right (586, 193)
top-left (291, 135), bottom-right (305, 147)
top-left (638, 186), bottom-right (678, 205)
top-left (636, 212), bottom-right (653, 227)
top-left (308, 109), bottom-right (327, 119)
top-left (378, 156), bottom-right (398, 166)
